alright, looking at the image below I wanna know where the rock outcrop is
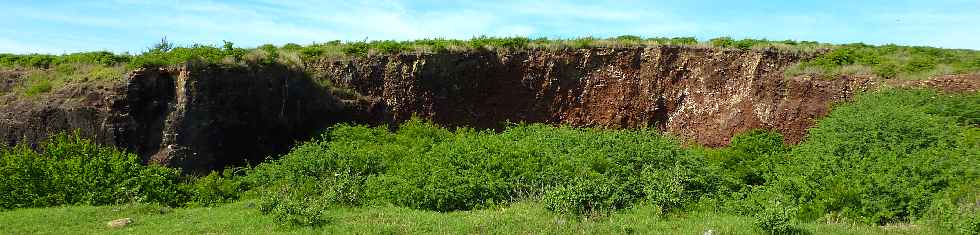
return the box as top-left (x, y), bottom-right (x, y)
top-left (1, 46), bottom-right (911, 171)
top-left (1, 63), bottom-right (359, 172)
top-left (313, 47), bottom-right (875, 146)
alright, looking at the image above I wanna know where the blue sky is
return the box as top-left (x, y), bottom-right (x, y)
top-left (2, 0), bottom-right (979, 54)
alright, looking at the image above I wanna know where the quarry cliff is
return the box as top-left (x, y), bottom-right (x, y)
top-left (5, 46), bottom-right (973, 171)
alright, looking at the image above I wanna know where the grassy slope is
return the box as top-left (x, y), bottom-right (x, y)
top-left (0, 200), bottom-right (932, 234)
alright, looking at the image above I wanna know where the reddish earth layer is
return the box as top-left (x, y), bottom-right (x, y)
top-left (313, 47), bottom-right (876, 146)
top-left (1, 47), bottom-right (975, 171)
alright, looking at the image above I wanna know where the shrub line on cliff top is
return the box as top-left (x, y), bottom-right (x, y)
top-left (1, 36), bottom-right (979, 99)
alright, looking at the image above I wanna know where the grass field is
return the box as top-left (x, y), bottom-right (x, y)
top-left (0, 200), bottom-right (933, 234)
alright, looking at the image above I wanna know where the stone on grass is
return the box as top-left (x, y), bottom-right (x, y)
top-left (106, 218), bottom-right (132, 228)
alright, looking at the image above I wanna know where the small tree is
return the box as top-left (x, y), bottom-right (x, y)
top-left (150, 36), bottom-right (174, 53)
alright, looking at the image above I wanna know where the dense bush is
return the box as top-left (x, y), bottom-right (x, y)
top-left (249, 119), bottom-right (726, 224)
top-left (788, 43), bottom-right (980, 80)
top-left (753, 202), bottom-right (798, 234)
top-left (703, 130), bottom-right (788, 189)
top-left (709, 37), bottom-right (771, 50)
top-left (129, 44), bottom-right (241, 68)
top-left (342, 42), bottom-right (371, 56)
top-left (184, 168), bottom-right (249, 206)
top-left (0, 132), bottom-right (256, 210)
top-left (469, 36), bottom-right (530, 50)
top-left (650, 37), bottom-right (699, 45)
top-left (614, 35), bottom-right (642, 42)
top-left (765, 89), bottom-right (979, 225)
top-left (574, 37), bottom-right (598, 48)
top-left (0, 133), bottom-right (185, 209)
top-left (927, 185), bottom-right (980, 235)
top-left (0, 52), bottom-right (129, 69)
top-left (250, 88), bottom-right (976, 229)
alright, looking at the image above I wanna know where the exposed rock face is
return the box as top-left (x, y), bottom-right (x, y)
top-left (313, 47), bottom-right (874, 146)
top-left (1, 46), bottom-right (906, 171)
top-left (133, 65), bottom-right (356, 171)
top-left (0, 82), bottom-right (123, 151)
top-left (1, 64), bottom-right (357, 172)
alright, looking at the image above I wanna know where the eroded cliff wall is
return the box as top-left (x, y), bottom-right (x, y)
top-left (1, 64), bottom-right (361, 172)
top-left (1, 46), bottom-right (884, 171)
top-left (313, 47), bottom-right (873, 146)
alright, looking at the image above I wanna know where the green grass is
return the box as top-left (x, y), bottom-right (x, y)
top-left (3, 63), bottom-right (126, 99)
top-left (0, 200), bottom-right (934, 234)
top-left (785, 43), bottom-right (980, 80)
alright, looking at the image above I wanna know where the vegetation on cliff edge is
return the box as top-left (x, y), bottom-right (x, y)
top-left (2, 36), bottom-right (978, 99)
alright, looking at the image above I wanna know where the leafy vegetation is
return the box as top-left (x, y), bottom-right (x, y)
top-left (0, 133), bottom-right (250, 210)
top-left (0, 133), bottom-right (185, 209)
top-left (4, 88), bottom-right (975, 234)
top-left (767, 89), bottom-right (979, 226)
top-left (0, 51), bottom-right (129, 69)
top-left (706, 89), bottom-right (978, 233)
top-left (753, 202), bottom-right (798, 234)
top-left (786, 43), bottom-right (980, 80)
top-left (239, 88), bottom-right (978, 234)
top-left (247, 120), bottom-right (724, 225)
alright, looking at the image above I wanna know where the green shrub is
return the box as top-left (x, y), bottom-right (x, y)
top-left (343, 42), bottom-right (370, 56)
top-left (59, 51), bottom-right (129, 66)
top-left (669, 37), bottom-right (699, 45)
top-left (0, 51), bottom-right (132, 69)
top-left (734, 39), bottom-right (765, 50)
top-left (542, 175), bottom-right (634, 216)
top-left (299, 45), bottom-right (326, 59)
top-left (129, 44), bottom-right (232, 68)
top-left (251, 119), bottom-right (724, 220)
top-left (258, 180), bottom-right (337, 226)
top-left (281, 43), bottom-right (302, 51)
top-left (927, 185), bottom-right (980, 235)
top-left (415, 38), bottom-right (459, 52)
top-left (0, 133), bottom-right (185, 209)
top-left (571, 37), bottom-right (595, 49)
top-left (614, 35), bottom-right (643, 42)
top-left (753, 202), bottom-right (797, 234)
top-left (873, 62), bottom-right (899, 79)
top-left (703, 130), bottom-right (787, 190)
top-left (709, 37), bottom-right (735, 48)
top-left (258, 44), bottom-right (277, 53)
top-left (257, 44), bottom-right (279, 64)
top-left (468, 36), bottom-right (530, 50)
top-left (791, 43), bottom-right (980, 80)
top-left (768, 89), bottom-right (978, 224)
top-left (221, 41), bottom-right (247, 60)
top-left (23, 79), bottom-right (52, 97)
top-left (905, 55), bottom-right (938, 73)
top-left (373, 40), bottom-right (407, 54)
top-left (186, 168), bottom-right (249, 206)
top-left (498, 37), bottom-right (530, 49)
